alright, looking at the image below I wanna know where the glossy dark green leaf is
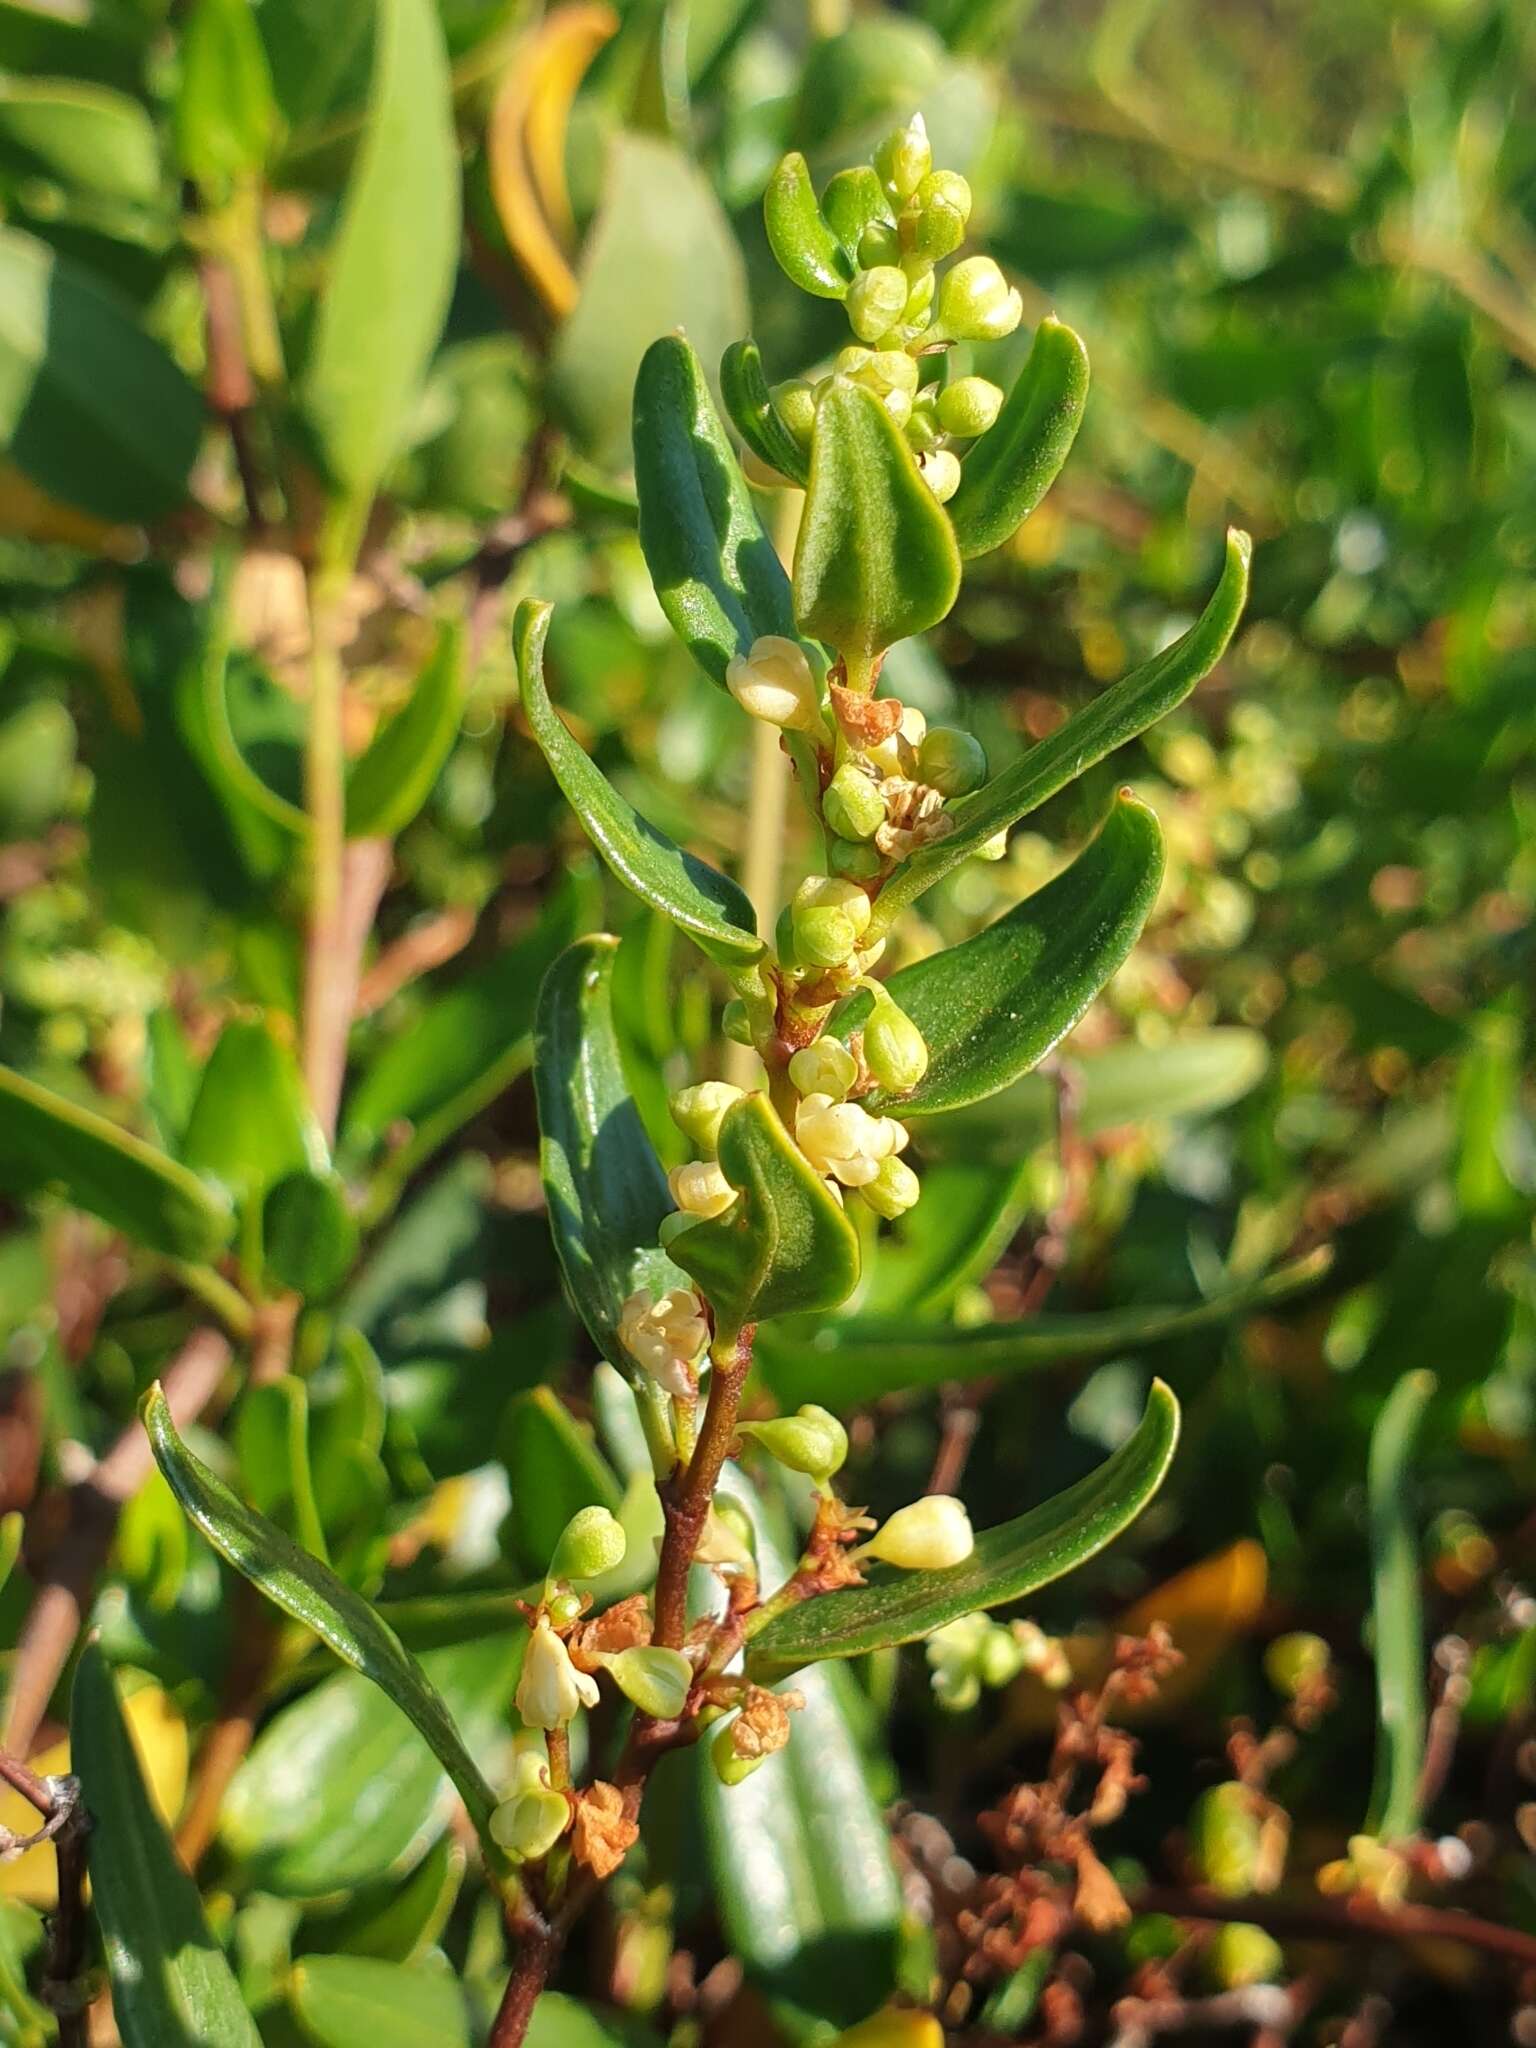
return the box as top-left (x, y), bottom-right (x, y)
top-left (748, 1381), bottom-right (1179, 1677)
top-left (1366, 1368), bottom-right (1435, 1842)
top-left (301, 0), bottom-right (458, 509)
top-left (672, 1093), bottom-right (861, 1334)
top-left (174, 0), bottom-right (277, 195)
top-left (0, 226), bottom-right (203, 523)
top-left (501, 1386), bottom-right (624, 1581)
top-left (756, 1250), bottom-right (1330, 1410)
top-left (632, 334), bottom-right (797, 689)
top-left (345, 625), bottom-right (464, 839)
top-left (264, 1169), bottom-right (358, 1299)
top-left (845, 792), bottom-right (1163, 1116)
top-left (721, 338), bottom-right (808, 487)
top-left (0, 78), bottom-right (161, 204)
top-left (180, 1017), bottom-right (323, 1202)
top-left (763, 150), bottom-right (852, 298)
top-left (288, 1955), bottom-right (467, 2048)
top-left (870, 529), bottom-right (1251, 934)
top-left (0, 1063), bottom-right (233, 1262)
top-left (71, 1642), bottom-right (262, 2048)
top-left (516, 600), bottom-right (763, 968)
top-left (234, 1374), bottom-right (328, 1560)
top-left (144, 1385), bottom-right (507, 1863)
top-left (793, 377), bottom-right (960, 686)
top-left (947, 316), bottom-right (1089, 559)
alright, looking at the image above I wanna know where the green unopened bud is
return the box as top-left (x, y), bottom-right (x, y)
top-left (858, 219), bottom-right (902, 267)
top-left (863, 1494), bottom-right (973, 1570)
top-left (915, 168), bottom-right (972, 228)
top-left (847, 266), bottom-right (910, 343)
top-left (920, 449), bottom-right (962, 503)
top-left (722, 999), bottom-right (753, 1045)
top-left (836, 345), bottom-right (875, 378)
top-left (490, 1780), bottom-right (570, 1860)
top-left (902, 267), bottom-right (936, 324)
top-left (792, 875), bottom-right (871, 969)
top-left (933, 256), bottom-right (1022, 342)
top-left (1264, 1631), bottom-right (1331, 1699)
top-left (937, 375), bottom-right (1003, 439)
top-left (772, 378), bottom-right (818, 450)
top-left (904, 401), bottom-right (941, 455)
top-left (910, 171), bottom-right (972, 262)
top-left (711, 1719), bottom-right (765, 1785)
top-left (1189, 1783), bottom-right (1262, 1897)
top-left (917, 725), bottom-right (988, 797)
top-left (862, 1151), bottom-right (920, 1219)
top-left (545, 1587), bottom-right (584, 1628)
top-left (873, 113), bottom-right (931, 203)
top-left (739, 1403), bottom-right (848, 1483)
top-left (601, 1645), bottom-right (693, 1719)
top-left (1206, 1923), bottom-right (1283, 1990)
top-left (824, 762), bottom-right (887, 841)
top-left (670, 1080), bottom-right (745, 1154)
top-left (863, 350), bottom-right (919, 397)
top-left (657, 1210), bottom-right (699, 1249)
top-left (862, 988), bottom-right (929, 1093)
top-left (829, 836), bottom-right (883, 880)
top-left (788, 1035), bottom-right (859, 1100)
top-left (549, 1505), bottom-right (627, 1583)
top-left (976, 1622), bottom-right (1028, 1689)
top-left (822, 164), bottom-right (889, 256)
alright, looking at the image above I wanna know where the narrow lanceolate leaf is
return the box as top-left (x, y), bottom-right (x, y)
top-left (764, 150), bottom-right (852, 298)
top-left (748, 1382), bottom-right (1180, 1679)
top-left (633, 335), bottom-right (797, 689)
top-left (947, 317), bottom-right (1089, 559)
top-left (845, 792), bottom-right (1163, 1116)
top-left (870, 529), bottom-right (1251, 935)
top-left (301, 0), bottom-right (458, 510)
top-left (793, 378), bottom-right (961, 686)
top-left (671, 1093), bottom-right (860, 1333)
top-left (346, 624), bottom-right (464, 839)
top-left (0, 1064), bottom-right (232, 1262)
top-left (755, 1249), bottom-right (1330, 1411)
top-left (174, 0), bottom-right (276, 195)
top-left (1367, 1368), bottom-right (1435, 1842)
top-left (71, 1642), bottom-right (262, 2048)
top-left (516, 599), bottom-right (763, 967)
top-left (143, 1385), bottom-right (506, 1863)
top-left (721, 338), bottom-right (809, 487)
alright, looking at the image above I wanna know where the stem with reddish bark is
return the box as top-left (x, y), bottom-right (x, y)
top-left (0, 1755), bottom-right (90, 2047)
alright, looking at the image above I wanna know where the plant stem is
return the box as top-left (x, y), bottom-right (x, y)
top-left (487, 1913), bottom-right (558, 2048)
top-left (651, 1326), bottom-right (754, 1649)
top-left (0, 1761), bottom-right (91, 2048)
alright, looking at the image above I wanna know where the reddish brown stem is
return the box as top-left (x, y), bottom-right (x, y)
top-left (0, 1756), bottom-right (90, 2047)
top-left (488, 1914), bottom-right (558, 2048)
top-left (303, 835), bottom-right (392, 1145)
top-left (651, 1327), bottom-right (754, 1650)
top-left (1129, 1884), bottom-right (1536, 1969)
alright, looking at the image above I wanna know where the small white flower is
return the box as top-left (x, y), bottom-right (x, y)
top-left (617, 1287), bottom-right (709, 1399)
top-left (726, 636), bottom-right (823, 733)
top-left (787, 1036), bottom-right (859, 1102)
top-left (794, 1093), bottom-right (900, 1188)
top-left (667, 1159), bottom-right (737, 1219)
top-left (862, 1495), bottom-right (974, 1571)
top-left (516, 1616), bottom-right (600, 1729)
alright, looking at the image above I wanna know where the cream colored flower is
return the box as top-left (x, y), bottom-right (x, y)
top-left (861, 1495), bottom-right (974, 1570)
top-left (725, 636), bottom-right (823, 733)
top-left (794, 1093), bottom-right (900, 1188)
top-left (516, 1616), bottom-right (601, 1729)
top-left (667, 1160), bottom-right (737, 1219)
top-left (617, 1287), bottom-right (709, 1399)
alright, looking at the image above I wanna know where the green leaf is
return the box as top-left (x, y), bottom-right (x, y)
top-left (632, 333), bottom-right (797, 689)
top-left (721, 338), bottom-right (809, 488)
top-left (748, 1381), bottom-right (1180, 1678)
top-left (1366, 1368), bottom-right (1435, 1842)
top-left (301, 0), bottom-right (458, 511)
top-left (345, 625), bottom-right (465, 839)
top-left (843, 792), bottom-right (1163, 1116)
top-left (234, 1374), bottom-right (328, 1560)
top-left (515, 600), bottom-right (763, 969)
top-left (755, 1249), bottom-right (1331, 1410)
top-left (947, 316), bottom-right (1089, 559)
top-left (0, 77), bottom-right (161, 204)
top-left (523, 1995), bottom-right (664, 2046)
top-left (859, 1157), bottom-right (1031, 1318)
top-left (180, 1017), bottom-right (323, 1203)
top-left (312, 1834), bottom-right (464, 1963)
top-left (288, 1956), bottom-right (467, 2048)
top-left (793, 376), bottom-right (961, 686)
top-left (71, 1642), bottom-right (263, 2048)
top-left (143, 1385), bottom-right (508, 1864)
top-left (0, 226), bottom-right (203, 523)
top-left (870, 529), bottom-right (1251, 933)
top-left (0, 1063), bottom-right (233, 1262)
top-left (174, 0), bottom-right (277, 195)
top-left (763, 150), bottom-right (852, 298)
top-left (670, 1093), bottom-right (861, 1333)
top-left (264, 1169), bottom-right (358, 1299)
top-left (501, 1386), bottom-right (623, 1582)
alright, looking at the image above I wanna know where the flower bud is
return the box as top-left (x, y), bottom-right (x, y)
top-left (857, 219), bottom-right (902, 268)
top-left (787, 1035), bottom-right (859, 1101)
top-left (710, 1718), bottom-right (766, 1785)
top-left (772, 378), bottom-right (818, 450)
top-left (670, 1080), bottom-right (744, 1154)
top-left (835, 344), bottom-right (875, 378)
top-left (903, 400), bottom-right (942, 455)
top-left (915, 168), bottom-right (972, 228)
top-left (791, 874), bottom-right (871, 969)
top-left (1188, 1783), bottom-right (1261, 1896)
top-left (668, 1159), bottom-right (737, 1219)
top-left (862, 349), bottom-right (920, 397)
top-left (517, 1615), bottom-right (601, 1729)
top-left (490, 1777), bottom-right (570, 1860)
top-left (618, 1287), bottom-right (709, 1399)
top-left (548, 1504), bottom-right (627, 1583)
top-left (740, 1403), bottom-right (848, 1483)
top-left (861, 1152), bottom-right (920, 1219)
top-left (873, 113), bottom-right (931, 203)
top-left (917, 725), bottom-right (987, 796)
top-left (880, 386), bottom-right (913, 429)
top-left (937, 375), bottom-right (1003, 439)
top-left (725, 635), bottom-right (822, 732)
top-left (830, 836), bottom-right (883, 880)
top-left (1206, 1923), bottom-right (1283, 1990)
top-left (722, 998), bottom-right (753, 1045)
top-left (823, 761), bottom-right (886, 842)
top-left (600, 1645), bottom-right (693, 1719)
top-left (902, 266), bottom-right (936, 323)
top-left (795, 1093), bottom-right (898, 1188)
top-left (863, 1495), bottom-right (973, 1570)
top-left (847, 265), bottom-right (910, 343)
top-left (911, 172), bottom-right (971, 263)
top-left (862, 987), bottom-right (930, 1094)
top-left (696, 1499), bottom-right (757, 1566)
top-left (934, 256), bottom-right (1022, 342)
top-left (867, 702), bottom-right (927, 777)
top-left (546, 1587), bottom-right (584, 1628)
top-left (920, 449), bottom-right (962, 503)
top-left (1263, 1631), bottom-right (1331, 1699)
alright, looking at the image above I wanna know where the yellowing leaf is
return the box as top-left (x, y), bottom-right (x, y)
top-left (835, 2016), bottom-right (944, 2048)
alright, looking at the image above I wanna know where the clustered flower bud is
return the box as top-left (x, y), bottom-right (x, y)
top-left (491, 1744), bottom-right (571, 1860)
top-left (794, 1093), bottom-right (906, 1188)
top-left (667, 1159), bottom-right (736, 1219)
top-left (787, 1035), bottom-right (859, 1101)
top-left (617, 1287), bottom-right (708, 1399)
top-left (861, 985), bottom-right (929, 1094)
top-left (725, 635), bottom-right (824, 734)
top-left (740, 1402), bottom-right (848, 1484)
top-left (669, 1080), bottom-right (743, 1153)
top-left (517, 1614), bottom-right (601, 1729)
top-left (790, 873), bottom-right (872, 969)
top-left (548, 1504), bottom-right (627, 1584)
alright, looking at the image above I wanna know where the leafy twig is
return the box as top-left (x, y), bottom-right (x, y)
top-left (0, 1756), bottom-right (92, 2048)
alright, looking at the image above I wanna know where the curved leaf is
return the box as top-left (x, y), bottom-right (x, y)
top-left (844, 791), bottom-right (1163, 1116)
top-left (793, 377), bottom-right (961, 686)
top-left (180, 1016), bottom-right (324, 1202)
top-left (632, 334), bottom-right (797, 688)
top-left (764, 150), bottom-right (852, 298)
top-left (346, 624), bottom-right (465, 839)
top-left (0, 1063), bottom-right (233, 1262)
top-left (671, 1093), bottom-right (861, 1334)
top-left (71, 1642), bottom-right (262, 2048)
top-left (174, 0), bottom-right (277, 195)
top-left (263, 1168), bottom-right (358, 1299)
top-left (859, 1157), bottom-right (1032, 1318)
top-left (288, 1955), bottom-right (468, 2048)
top-left (747, 1381), bottom-right (1180, 1678)
top-left (1367, 1368), bottom-right (1435, 1842)
top-left (870, 529), bottom-right (1250, 934)
top-left (143, 1385), bottom-right (507, 1867)
top-left (501, 1386), bottom-right (623, 1581)
top-left (721, 338), bottom-right (809, 487)
top-left (0, 78), bottom-right (161, 204)
top-left (756, 1249), bottom-right (1330, 1410)
top-left (516, 600), bottom-right (763, 968)
top-left (947, 316), bottom-right (1090, 558)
